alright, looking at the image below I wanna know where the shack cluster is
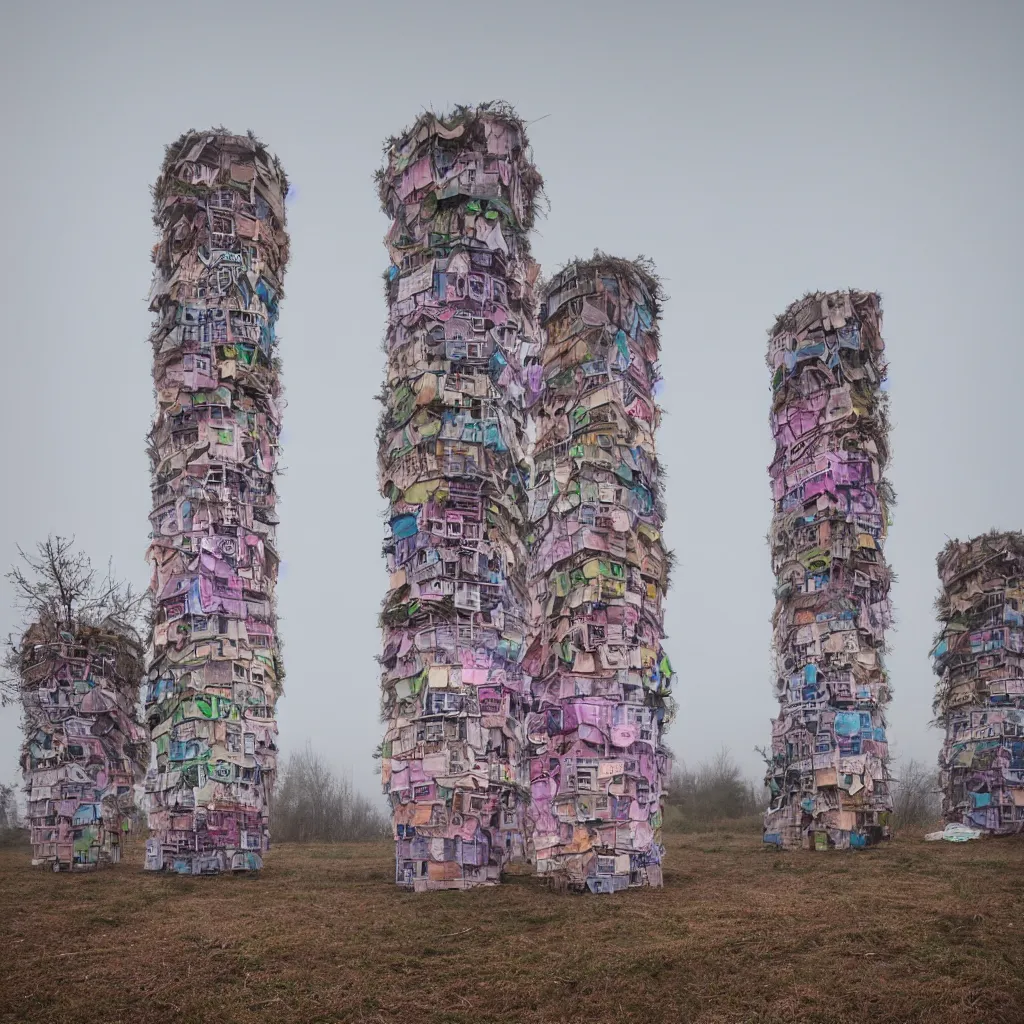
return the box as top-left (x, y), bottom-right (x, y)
top-left (933, 532), bottom-right (1024, 833)
top-left (7, 101), bottom-right (1023, 880)
top-left (763, 292), bottom-right (895, 851)
top-left (141, 132), bottom-right (289, 873)
top-left (19, 624), bottom-right (147, 868)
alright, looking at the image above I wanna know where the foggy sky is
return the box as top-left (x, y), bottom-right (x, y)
top-left (1, 0), bottom-right (1022, 802)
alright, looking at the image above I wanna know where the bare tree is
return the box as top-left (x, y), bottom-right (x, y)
top-left (1, 536), bottom-right (146, 706)
top-left (273, 745), bottom-right (389, 843)
top-left (890, 757), bottom-right (942, 828)
top-left (664, 748), bottom-right (768, 830)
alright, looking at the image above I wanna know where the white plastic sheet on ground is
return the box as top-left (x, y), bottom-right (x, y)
top-left (924, 823), bottom-right (982, 842)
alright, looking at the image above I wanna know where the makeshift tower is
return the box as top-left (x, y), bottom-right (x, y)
top-left (933, 532), bottom-right (1024, 833)
top-left (143, 131), bottom-right (289, 873)
top-left (522, 255), bottom-right (674, 892)
top-left (763, 291), bottom-right (894, 850)
top-left (18, 621), bottom-right (147, 869)
top-left (376, 105), bottom-right (541, 890)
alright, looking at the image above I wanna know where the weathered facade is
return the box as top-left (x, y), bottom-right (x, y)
top-left (763, 291), bottom-right (894, 850)
top-left (376, 105), bottom-right (542, 889)
top-left (19, 622), bottom-right (147, 869)
top-left (523, 256), bottom-right (674, 891)
top-left (933, 532), bottom-right (1024, 834)
top-left (143, 131), bottom-right (289, 873)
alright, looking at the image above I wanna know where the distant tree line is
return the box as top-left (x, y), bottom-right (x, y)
top-left (273, 745), bottom-right (389, 843)
top-left (661, 749), bottom-right (942, 832)
top-left (663, 749), bottom-right (766, 830)
top-left (2, 744), bottom-right (393, 850)
top-left (0, 742), bottom-right (939, 850)
top-left (889, 757), bottom-right (941, 828)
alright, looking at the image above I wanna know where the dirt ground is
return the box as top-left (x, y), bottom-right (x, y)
top-left (2, 825), bottom-right (1023, 1024)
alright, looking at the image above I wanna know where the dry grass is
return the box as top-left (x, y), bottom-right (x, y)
top-left (2, 824), bottom-right (1024, 1024)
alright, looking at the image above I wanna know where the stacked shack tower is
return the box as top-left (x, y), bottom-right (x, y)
top-left (143, 131), bottom-right (289, 873)
top-left (376, 105), bottom-right (541, 890)
top-left (933, 532), bottom-right (1024, 833)
top-left (19, 622), bottom-right (147, 869)
top-left (763, 291), bottom-right (894, 850)
top-left (523, 256), bottom-right (674, 892)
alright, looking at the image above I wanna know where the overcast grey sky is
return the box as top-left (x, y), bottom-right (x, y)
top-left (1, 0), bottom-right (1021, 801)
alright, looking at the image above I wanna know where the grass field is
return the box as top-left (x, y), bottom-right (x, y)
top-left (2, 824), bottom-right (1024, 1024)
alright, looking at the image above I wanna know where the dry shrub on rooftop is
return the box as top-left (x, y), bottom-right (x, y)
top-left (376, 101), bottom-right (546, 231)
